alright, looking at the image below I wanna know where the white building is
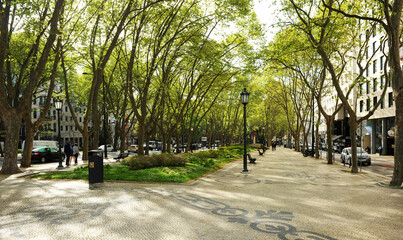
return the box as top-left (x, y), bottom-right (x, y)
top-left (318, 26), bottom-right (399, 155)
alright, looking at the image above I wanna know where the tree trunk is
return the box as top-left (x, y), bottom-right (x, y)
top-left (82, 130), bottom-right (89, 161)
top-left (119, 128), bottom-right (126, 154)
top-left (391, 92), bottom-right (403, 185)
top-left (137, 119), bottom-right (145, 155)
top-left (0, 114), bottom-right (23, 174)
top-left (20, 129), bottom-right (35, 168)
top-left (349, 118), bottom-right (359, 173)
top-left (315, 110), bottom-right (321, 159)
top-left (326, 118), bottom-right (334, 164)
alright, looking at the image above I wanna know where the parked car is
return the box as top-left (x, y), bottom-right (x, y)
top-left (143, 141), bottom-right (157, 150)
top-left (22, 140), bottom-right (59, 156)
top-left (128, 144), bottom-right (138, 153)
top-left (340, 147), bottom-right (371, 166)
top-left (98, 144), bottom-right (113, 152)
top-left (31, 147), bottom-right (65, 163)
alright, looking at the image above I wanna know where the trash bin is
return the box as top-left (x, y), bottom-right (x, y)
top-left (88, 150), bottom-right (103, 184)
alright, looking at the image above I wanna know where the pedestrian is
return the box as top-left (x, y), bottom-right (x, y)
top-left (72, 143), bottom-right (79, 165)
top-left (64, 142), bottom-right (72, 167)
top-left (378, 145), bottom-right (382, 156)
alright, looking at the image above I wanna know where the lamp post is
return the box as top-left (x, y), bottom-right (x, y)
top-left (240, 88), bottom-right (249, 173)
top-left (311, 88), bottom-right (315, 156)
top-left (55, 98), bottom-right (64, 169)
top-left (102, 72), bottom-right (107, 158)
top-left (262, 126), bottom-right (265, 147)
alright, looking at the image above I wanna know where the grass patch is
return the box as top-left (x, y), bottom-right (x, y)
top-left (31, 145), bottom-right (251, 183)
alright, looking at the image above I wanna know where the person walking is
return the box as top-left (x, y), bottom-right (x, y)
top-left (64, 142), bottom-right (72, 167)
top-left (72, 143), bottom-right (79, 165)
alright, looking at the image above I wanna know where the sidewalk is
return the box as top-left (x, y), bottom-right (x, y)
top-left (1, 147), bottom-right (402, 239)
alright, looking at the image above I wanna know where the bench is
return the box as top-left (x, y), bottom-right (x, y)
top-left (114, 152), bottom-right (129, 162)
top-left (247, 153), bottom-right (256, 164)
top-left (258, 147), bottom-right (267, 156)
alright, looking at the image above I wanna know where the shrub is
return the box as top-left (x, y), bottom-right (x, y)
top-left (121, 153), bottom-right (187, 170)
top-left (187, 155), bottom-right (215, 167)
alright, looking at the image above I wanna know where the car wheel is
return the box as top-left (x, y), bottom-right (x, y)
top-left (367, 160), bottom-right (371, 166)
top-left (40, 157), bottom-right (46, 163)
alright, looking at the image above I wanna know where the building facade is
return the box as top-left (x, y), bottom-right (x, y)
top-left (318, 27), bottom-right (399, 155)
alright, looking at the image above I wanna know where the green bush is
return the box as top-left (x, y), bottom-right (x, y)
top-left (188, 155), bottom-right (215, 167)
top-left (121, 153), bottom-right (187, 170)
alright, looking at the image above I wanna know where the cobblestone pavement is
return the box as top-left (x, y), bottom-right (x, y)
top-left (1, 147), bottom-right (402, 240)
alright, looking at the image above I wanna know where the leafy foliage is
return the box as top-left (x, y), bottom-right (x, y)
top-left (121, 153), bottom-right (187, 170)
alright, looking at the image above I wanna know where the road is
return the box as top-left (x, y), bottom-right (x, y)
top-left (319, 150), bottom-right (394, 178)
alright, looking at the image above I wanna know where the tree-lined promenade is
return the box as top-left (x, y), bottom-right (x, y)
top-left (0, 0), bottom-right (402, 186)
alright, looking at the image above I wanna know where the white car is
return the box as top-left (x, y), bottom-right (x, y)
top-left (341, 147), bottom-right (371, 166)
top-left (98, 144), bottom-right (113, 152)
top-left (128, 144), bottom-right (138, 153)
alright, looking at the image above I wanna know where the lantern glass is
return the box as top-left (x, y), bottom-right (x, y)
top-left (240, 88), bottom-right (249, 105)
top-left (55, 99), bottom-right (63, 110)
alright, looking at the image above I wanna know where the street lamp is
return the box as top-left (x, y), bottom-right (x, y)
top-left (262, 126), bottom-right (265, 147)
top-left (55, 98), bottom-right (64, 169)
top-left (240, 88), bottom-right (249, 173)
top-left (83, 71), bottom-right (107, 158)
top-left (311, 87), bottom-right (315, 156)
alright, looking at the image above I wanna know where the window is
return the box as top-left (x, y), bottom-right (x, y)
top-left (380, 75), bottom-right (385, 89)
top-left (65, 106), bottom-right (68, 112)
top-left (388, 92), bottom-right (393, 107)
top-left (373, 78), bottom-right (377, 92)
top-left (53, 110), bottom-right (56, 116)
top-left (373, 96), bottom-right (378, 107)
top-left (33, 109), bottom-right (37, 119)
top-left (366, 98), bottom-right (370, 111)
top-left (373, 42), bottom-right (376, 54)
top-left (366, 82), bottom-right (370, 94)
top-left (388, 73), bottom-right (391, 87)
top-left (381, 97), bottom-right (385, 109)
top-left (380, 56), bottom-right (384, 70)
top-left (79, 117), bottom-right (82, 122)
top-left (70, 126), bottom-right (73, 130)
top-left (359, 84), bottom-right (363, 94)
top-left (360, 100), bottom-right (364, 112)
top-left (61, 125), bottom-right (63, 131)
top-left (53, 123), bottom-right (56, 131)
top-left (65, 116), bottom-right (68, 121)
top-left (366, 48), bottom-right (369, 59)
top-left (380, 40), bottom-right (383, 51)
top-left (65, 126), bottom-right (68, 131)
top-left (366, 67), bottom-right (369, 77)
top-left (373, 60), bottom-right (377, 73)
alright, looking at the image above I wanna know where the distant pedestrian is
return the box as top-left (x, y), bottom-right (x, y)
top-left (378, 145), bottom-right (382, 156)
top-left (64, 142), bottom-right (72, 166)
top-left (72, 143), bottom-right (79, 165)
top-left (271, 141), bottom-right (276, 151)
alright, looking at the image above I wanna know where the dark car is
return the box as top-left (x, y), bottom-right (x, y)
top-left (31, 147), bottom-right (65, 163)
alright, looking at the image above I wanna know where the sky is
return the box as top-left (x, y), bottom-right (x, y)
top-left (253, 0), bottom-right (282, 41)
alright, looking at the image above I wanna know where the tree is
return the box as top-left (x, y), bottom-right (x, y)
top-left (0, 0), bottom-right (65, 174)
top-left (323, 0), bottom-right (403, 186)
top-left (287, 0), bottom-right (389, 173)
